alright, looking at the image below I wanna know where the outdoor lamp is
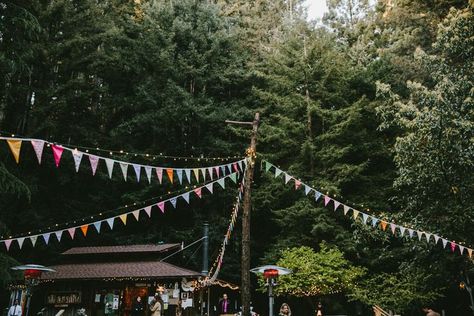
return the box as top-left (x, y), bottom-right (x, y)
top-left (250, 265), bottom-right (291, 316)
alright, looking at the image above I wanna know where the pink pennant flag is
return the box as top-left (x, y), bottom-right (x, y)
top-left (4, 239), bottom-right (12, 251)
top-left (194, 187), bottom-right (202, 198)
top-left (144, 206), bottom-right (152, 217)
top-left (295, 180), bottom-right (302, 190)
top-left (68, 227), bottom-right (76, 239)
top-left (89, 155), bottom-right (100, 175)
top-left (333, 201), bottom-right (341, 211)
top-left (31, 140), bottom-right (45, 164)
top-left (156, 168), bottom-right (163, 184)
top-left (233, 163), bottom-right (239, 172)
top-left (51, 145), bottom-right (64, 167)
top-left (158, 202), bottom-right (165, 213)
top-left (208, 167), bottom-right (214, 180)
top-left (324, 196), bottom-right (331, 206)
top-left (450, 242), bottom-right (456, 252)
top-left (215, 166), bottom-right (220, 177)
top-left (390, 223), bottom-right (397, 235)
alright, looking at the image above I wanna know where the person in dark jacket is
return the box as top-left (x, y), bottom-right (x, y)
top-left (131, 296), bottom-right (145, 316)
top-left (218, 294), bottom-right (232, 315)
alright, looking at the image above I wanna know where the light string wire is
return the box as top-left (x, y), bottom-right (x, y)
top-left (1, 171), bottom-right (242, 248)
top-left (262, 160), bottom-right (474, 259)
top-left (0, 136), bottom-right (246, 180)
top-left (0, 131), bottom-right (243, 161)
top-left (0, 170), bottom-right (241, 240)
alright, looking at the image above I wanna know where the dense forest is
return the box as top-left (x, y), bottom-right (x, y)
top-left (1, 0), bottom-right (474, 315)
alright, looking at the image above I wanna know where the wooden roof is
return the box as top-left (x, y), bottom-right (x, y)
top-left (61, 243), bottom-right (181, 255)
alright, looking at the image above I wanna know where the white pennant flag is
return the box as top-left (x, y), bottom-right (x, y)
top-left (434, 235), bottom-right (440, 244)
top-left (145, 166), bottom-right (152, 184)
top-left (31, 140), bottom-right (45, 164)
top-left (304, 185), bottom-right (312, 195)
top-left (132, 164), bottom-right (141, 182)
top-left (442, 239), bottom-right (448, 248)
top-left (17, 237), bottom-right (25, 249)
top-left (184, 169), bottom-right (192, 183)
top-left (425, 233), bottom-right (432, 243)
top-left (205, 182), bottom-right (214, 194)
top-left (362, 213), bottom-right (369, 224)
top-left (343, 205), bottom-right (350, 215)
top-left (459, 245), bottom-right (465, 255)
top-left (55, 231), bottom-right (63, 242)
top-left (238, 160), bottom-right (243, 171)
top-left (120, 163), bottom-right (128, 181)
top-left (275, 168), bottom-right (283, 177)
top-left (399, 226), bottom-right (406, 237)
top-left (284, 173), bottom-right (292, 184)
top-left (43, 233), bottom-right (51, 245)
top-left (105, 159), bottom-right (115, 178)
top-left (72, 150), bottom-right (84, 172)
top-left (106, 218), bottom-right (115, 230)
top-left (408, 229), bottom-right (415, 238)
top-left (89, 155), bottom-right (100, 175)
top-left (201, 168), bottom-right (207, 181)
top-left (416, 231), bottom-right (423, 241)
top-left (30, 235), bottom-right (38, 247)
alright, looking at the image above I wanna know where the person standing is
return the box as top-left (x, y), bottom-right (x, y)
top-left (278, 303), bottom-right (291, 316)
top-left (150, 294), bottom-right (164, 316)
top-left (131, 296), bottom-right (144, 316)
top-left (7, 300), bottom-right (22, 316)
top-left (422, 307), bottom-right (440, 316)
top-left (315, 302), bottom-right (323, 316)
top-left (218, 294), bottom-right (231, 315)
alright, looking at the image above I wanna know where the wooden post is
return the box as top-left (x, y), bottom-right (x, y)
top-left (225, 113), bottom-right (260, 316)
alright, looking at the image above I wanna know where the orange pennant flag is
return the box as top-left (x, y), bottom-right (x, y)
top-left (7, 140), bottom-right (22, 164)
top-left (166, 169), bottom-right (174, 183)
top-left (380, 221), bottom-right (388, 231)
top-left (80, 225), bottom-right (89, 236)
top-left (119, 214), bottom-right (127, 225)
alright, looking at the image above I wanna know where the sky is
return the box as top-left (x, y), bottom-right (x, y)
top-left (305, 0), bottom-right (329, 20)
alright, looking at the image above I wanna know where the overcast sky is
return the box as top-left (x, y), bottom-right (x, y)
top-left (305, 0), bottom-right (329, 20)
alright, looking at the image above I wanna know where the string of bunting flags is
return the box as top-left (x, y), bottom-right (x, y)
top-left (0, 136), bottom-right (245, 184)
top-left (262, 160), bottom-right (474, 259)
top-left (1, 171), bottom-right (241, 252)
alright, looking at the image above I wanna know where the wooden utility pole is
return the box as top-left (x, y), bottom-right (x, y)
top-left (225, 112), bottom-right (260, 316)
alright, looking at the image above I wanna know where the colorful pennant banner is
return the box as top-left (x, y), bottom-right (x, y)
top-left (1, 171), bottom-right (241, 251)
top-left (0, 136), bottom-right (244, 185)
top-left (262, 160), bottom-right (473, 259)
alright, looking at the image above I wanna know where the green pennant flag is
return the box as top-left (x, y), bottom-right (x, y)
top-left (229, 173), bottom-right (237, 183)
top-left (264, 161), bottom-right (272, 172)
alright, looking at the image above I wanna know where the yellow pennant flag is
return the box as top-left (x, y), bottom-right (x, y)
top-left (119, 214), bottom-right (128, 225)
top-left (80, 225), bottom-right (89, 236)
top-left (7, 140), bottom-right (22, 164)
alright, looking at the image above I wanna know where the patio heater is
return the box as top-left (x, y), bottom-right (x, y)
top-left (11, 264), bottom-right (55, 316)
top-left (250, 265), bottom-right (291, 316)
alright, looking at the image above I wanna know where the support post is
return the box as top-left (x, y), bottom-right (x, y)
top-left (202, 222), bottom-right (209, 275)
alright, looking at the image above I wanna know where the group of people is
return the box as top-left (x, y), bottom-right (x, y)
top-left (131, 294), bottom-right (182, 316)
top-left (278, 302), bottom-right (323, 316)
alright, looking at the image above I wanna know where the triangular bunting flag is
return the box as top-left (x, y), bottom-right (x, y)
top-left (194, 187), bottom-right (202, 198)
top-left (119, 214), bottom-right (127, 225)
top-left (176, 169), bottom-right (183, 184)
top-left (226, 164), bottom-right (232, 174)
top-left (284, 173), bottom-right (292, 184)
top-left (72, 150), bottom-right (84, 172)
top-left (133, 164), bottom-right (141, 182)
top-left (399, 226), bottom-right (406, 237)
top-left (459, 245), bottom-right (465, 255)
top-left (185, 169), bottom-right (192, 183)
top-left (170, 198), bottom-right (177, 208)
top-left (468, 248), bottom-right (473, 258)
top-left (233, 163), bottom-right (239, 173)
top-left (362, 213), bottom-right (369, 224)
top-left (43, 233), bottom-right (51, 245)
top-left (208, 167), bottom-right (214, 180)
top-left (181, 192), bottom-right (190, 204)
top-left (416, 231), bottom-right (423, 241)
top-left (156, 168), bottom-right (163, 184)
top-left (450, 242), bottom-right (456, 252)
top-left (324, 196), bottom-right (331, 206)
top-left (31, 140), bottom-right (45, 164)
top-left (353, 210), bottom-right (360, 220)
top-left (106, 218), bottom-right (114, 230)
top-left (68, 228), bottom-right (76, 239)
top-left (205, 182), bottom-right (214, 194)
top-left (343, 205), bottom-right (350, 215)
top-left (229, 173), bottom-right (237, 183)
top-left (145, 166), bottom-right (152, 184)
top-left (105, 159), bottom-right (115, 178)
top-left (4, 239), bottom-right (12, 251)
top-left (7, 139), bottom-right (22, 163)
top-left (371, 217), bottom-right (378, 227)
top-left (265, 161), bottom-right (272, 172)
top-left (30, 235), bottom-right (38, 247)
top-left (201, 168), bottom-right (207, 181)
top-left (380, 221), bottom-right (388, 231)
top-left (193, 169), bottom-right (200, 182)
top-left (425, 233), bottom-right (431, 243)
top-left (304, 185), bottom-right (312, 195)
top-left (80, 225), bottom-right (89, 236)
top-left (214, 166), bottom-right (220, 178)
top-left (275, 168), bottom-right (283, 177)
top-left (390, 223), bottom-right (397, 235)
top-left (166, 169), bottom-right (174, 183)
top-left (238, 160), bottom-right (243, 171)
top-left (132, 210), bottom-right (140, 221)
top-left (220, 166), bottom-right (226, 176)
top-left (16, 237), bottom-right (25, 249)
top-left (442, 239), bottom-right (448, 248)
top-left (408, 229), bottom-right (415, 238)
top-left (217, 178), bottom-right (225, 189)
top-left (295, 179), bottom-right (302, 190)
top-left (315, 191), bottom-right (322, 201)
top-left (89, 155), bottom-right (100, 176)
top-left (120, 163), bottom-right (128, 181)
top-left (158, 202), bottom-right (165, 213)
top-left (333, 201), bottom-right (341, 211)
top-left (55, 231), bottom-right (63, 242)
top-left (93, 221), bottom-right (101, 233)
top-left (51, 145), bottom-right (64, 167)
top-left (144, 206), bottom-right (152, 217)
top-left (434, 235), bottom-right (440, 244)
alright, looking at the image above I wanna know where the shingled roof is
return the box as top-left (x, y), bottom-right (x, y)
top-left (40, 261), bottom-right (201, 280)
top-left (61, 243), bottom-right (181, 255)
